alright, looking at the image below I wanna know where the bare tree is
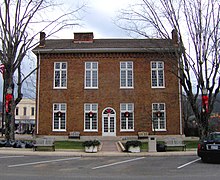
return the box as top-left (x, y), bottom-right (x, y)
top-left (0, 0), bottom-right (85, 140)
top-left (117, 0), bottom-right (220, 138)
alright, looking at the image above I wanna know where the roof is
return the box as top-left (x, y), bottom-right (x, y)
top-left (32, 38), bottom-right (178, 54)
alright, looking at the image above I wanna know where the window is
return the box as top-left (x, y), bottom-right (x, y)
top-left (120, 61), bottom-right (133, 88)
top-left (152, 103), bottom-right (166, 131)
top-left (23, 107), bottom-right (27, 116)
top-left (15, 107), bottom-right (19, 116)
top-left (120, 103), bottom-right (134, 131)
top-left (84, 104), bottom-right (98, 131)
top-left (31, 107), bottom-right (35, 116)
top-left (85, 62), bottom-right (98, 88)
top-left (53, 103), bottom-right (66, 131)
top-left (54, 62), bottom-right (67, 88)
top-left (151, 61), bottom-right (164, 88)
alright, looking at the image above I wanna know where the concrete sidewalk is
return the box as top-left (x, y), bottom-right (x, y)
top-left (0, 147), bottom-right (197, 157)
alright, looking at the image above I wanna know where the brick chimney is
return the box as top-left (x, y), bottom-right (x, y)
top-left (39, 32), bottom-right (46, 47)
top-left (171, 29), bottom-right (178, 45)
top-left (73, 32), bottom-right (94, 43)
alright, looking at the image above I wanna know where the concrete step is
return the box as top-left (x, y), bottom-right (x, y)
top-left (101, 141), bottom-right (119, 152)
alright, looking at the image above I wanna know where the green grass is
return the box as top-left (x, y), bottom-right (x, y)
top-left (53, 140), bottom-right (199, 150)
top-left (140, 140), bottom-right (198, 151)
top-left (55, 141), bottom-right (84, 149)
top-left (184, 140), bottom-right (199, 149)
top-left (140, 141), bottom-right (148, 150)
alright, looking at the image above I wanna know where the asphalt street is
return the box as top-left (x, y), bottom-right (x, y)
top-left (0, 154), bottom-right (219, 180)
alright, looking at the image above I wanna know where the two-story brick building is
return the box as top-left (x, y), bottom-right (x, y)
top-left (33, 31), bottom-right (183, 138)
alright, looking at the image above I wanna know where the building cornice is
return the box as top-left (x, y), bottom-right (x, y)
top-left (33, 47), bottom-right (178, 55)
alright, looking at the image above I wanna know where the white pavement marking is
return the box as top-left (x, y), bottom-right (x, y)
top-left (177, 158), bottom-right (201, 169)
top-left (0, 155), bottom-right (24, 159)
top-left (8, 157), bottom-right (81, 168)
top-left (92, 157), bottom-right (145, 170)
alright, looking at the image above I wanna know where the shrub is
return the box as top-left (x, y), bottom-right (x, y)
top-left (125, 140), bottom-right (142, 151)
top-left (82, 140), bottom-right (101, 147)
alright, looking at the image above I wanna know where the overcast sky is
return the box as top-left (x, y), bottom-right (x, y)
top-left (55, 0), bottom-right (137, 39)
top-left (0, 0), bottom-right (138, 101)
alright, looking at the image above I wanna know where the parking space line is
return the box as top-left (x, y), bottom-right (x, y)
top-left (0, 155), bottom-right (25, 159)
top-left (177, 158), bottom-right (201, 169)
top-left (8, 157), bottom-right (81, 168)
top-left (92, 157), bottom-right (145, 170)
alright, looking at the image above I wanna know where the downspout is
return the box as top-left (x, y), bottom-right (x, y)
top-left (36, 51), bottom-right (41, 134)
top-left (178, 54), bottom-right (183, 135)
top-left (179, 77), bottom-right (183, 135)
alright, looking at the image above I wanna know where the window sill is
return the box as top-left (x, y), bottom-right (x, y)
top-left (120, 129), bottom-right (135, 132)
top-left (120, 87), bottom-right (134, 89)
top-left (151, 87), bottom-right (165, 89)
top-left (52, 130), bottom-right (66, 132)
top-left (53, 87), bottom-right (67, 90)
top-left (84, 130), bottom-right (98, 132)
top-left (84, 88), bottom-right (98, 90)
top-left (152, 129), bottom-right (167, 132)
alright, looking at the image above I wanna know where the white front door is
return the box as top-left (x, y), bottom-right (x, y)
top-left (102, 108), bottom-right (116, 136)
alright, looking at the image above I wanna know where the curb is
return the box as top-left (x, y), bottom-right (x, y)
top-left (0, 148), bottom-right (197, 157)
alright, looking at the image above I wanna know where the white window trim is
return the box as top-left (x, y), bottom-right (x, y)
top-left (84, 103), bottom-right (98, 132)
top-left (53, 103), bottom-right (67, 132)
top-left (120, 61), bottom-right (134, 89)
top-left (151, 61), bottom-right (165, 88)
top-left (53, 62), bottom-right (67, 89)
top-left (84, 62), bottom-right (98, 89)
top-left (152, 103), bottom-right (166, 131)
top-left (120, 103), bottom-right (135, 132)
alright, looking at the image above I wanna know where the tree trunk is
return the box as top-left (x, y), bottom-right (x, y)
top-left (198, 112), bottom-right (209, 139)
top-left (4, 72), bottom-right (15, 141)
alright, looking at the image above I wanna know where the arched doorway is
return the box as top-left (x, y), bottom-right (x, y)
top-left (102, 107), bottom-right (116, 136)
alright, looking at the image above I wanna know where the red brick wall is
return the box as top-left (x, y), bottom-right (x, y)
top-left (37, 52), bottom-right (181, 136)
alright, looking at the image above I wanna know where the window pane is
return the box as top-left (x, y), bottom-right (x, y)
top-left (60, 114), bottom-right (66, 129)
top-left (127, 70), bottom-right (132, 78)
top-left (55, 63), bottom-right (60, 69)
top-left (128, 114), bottom-right (133, 129)
top-left (127, 79), bottom-right (133, 87)
top-left (85, 104), bottom-right (90, 111)
top-left (153, 119), bottom-right (158, 129)
top-left (92, 114), bottom-right (97, 129)
top-left (92, 104), bottom-right (97, 111)
top-left (128, 104), bottom-right (133, 111)
top-left (61, 104), bottom-right (66, 111)
top-left (127, 62), bottom-right (133, 69)
top-left (160, 119), bottom-right (165, 129)
top-left (31, 107), bottom-right (34, 116)
top-left (92, 62), bottom-right (97, 69)
top-left (86, 71), bottom-right (91, 87)
top-left (54, 115), bottom-right (59, 129)
top-left (159, 104), bottom-right (165, 110)
top-left (121, 115), bottom-right (126, 129)
top-left (121, 104), bottom-right (126, 111)
top-left (61, 71), bottom-right (66, 87)
top-left (85, 114), bottom-right (90, 129)
top-left (152, 79), bottom-right (157, 87)
top-left (55, 71), bottom-right (60, 87)
top-left (121, 62), bottom-right (126, 69)
top-left (86, 62), bottom-right (91, 69)
top-left (92, 71), bottom-right (97, 87)
top-left (62, 63), bottom-right (66, 69)
top-left (121, 71), bottom-right (126, 79)
top-left (151, 62), bottom-right (156, 68)
top-left (158, 62), bottom-right (163, 68)
top-left (153, 104), bottom-right (158, 111)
